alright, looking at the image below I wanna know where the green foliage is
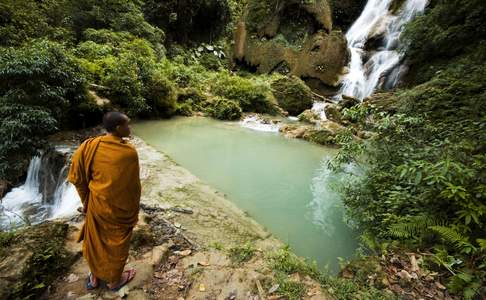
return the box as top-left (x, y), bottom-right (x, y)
top-left (402, 0), bottom-right (486, 83)
top-left (142, 0), bottom-right (230, 44)
top-left (228, 243), bottom-right (255, 264)
top-left (212, 72), bottom-right (277, 114)
top-left (332, 39), bottom-right (486, 298)
top-left (269, 246), bottom-right (320, 279)
top-left (69, 0), bottom-right (164, 44)
top-left (271, 75), bottom-right (313, 116)
top-left (0, 40), bottom-right (92, 181)
top-left (144, 69), bottom-right (178, 117)
top-left (0, 0), bottom-right (74, 46)
top-left (207, 97), bottom-right (242, 120)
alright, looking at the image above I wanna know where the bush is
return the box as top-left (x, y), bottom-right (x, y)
top-left (402, 0), bottom-right (486, 83)
top-left (207, 97), bottom-right (242, 120)
top-left (144, 70), bottom-right (178, 117)
top-left (212, 72), bottom-right (277, 114)
top-left (0, 40), bottom-right (94, 181)
top-left (0, 0), bottom-right (75, 46)
top-left (69, 0), bottom-right (164, 44)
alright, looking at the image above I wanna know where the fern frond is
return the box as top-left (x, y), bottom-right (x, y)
top-left (429, 226), bottom-right (472, 250)
top-left (476, 238), bottom-right (486, 250)
top-left (388, 215), bottom-right (443, 239)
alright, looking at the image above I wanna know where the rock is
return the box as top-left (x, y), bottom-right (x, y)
top-left (298, 109), bottom-right (320, 124)
top-left (397, 270), bottom-right (413, 282)
top-left (77, 293), bottom-right (97, 300)
top-left (435, 281), bottom-right (446, 290)
top-left (118, 285), bottom-right (130, 298)
top-left (305, 120), bottom-right (346, 145)
top-left (225, 290), bottom-right (237, 300)
top-left (234, 0), bottom-right (348, 88)
top-left (0, 179), bottom-right (10, 198)
top-left (171, 207), bottom-right (194, 214)
top-left (178, 249), bottom-right (192, 257)
top-left (0, 222), bottom-right (75, 300)
top-left (340, 95), bottom-right (360, 108)
top-left (65, 273), bottom-right (79, 283)
top-left (324, 103), bottom-right (342, 122)
top-left (268, 284), bottom-right (280, 294)
top-left (272, 76), bottom-right (314, 116)
top-left (198, 260), bottom-right (210, 266)
top-left (279, 124), bottom-right (313, 139)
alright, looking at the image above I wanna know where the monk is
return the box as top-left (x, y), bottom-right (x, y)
top-left (68, 111), bottom-right (141, 291)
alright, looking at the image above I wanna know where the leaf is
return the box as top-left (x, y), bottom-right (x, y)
top-left (414, 171), bottom-right (422, 184)
top-left (34, 283), bottom-right (45, 289)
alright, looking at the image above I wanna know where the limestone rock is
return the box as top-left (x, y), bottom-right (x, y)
top-left (298, 109), bottom-right (320, 124)
top-left (324, 103), bottom-right (342, 122)
top-left (234, 0), bottom-right (348, 88)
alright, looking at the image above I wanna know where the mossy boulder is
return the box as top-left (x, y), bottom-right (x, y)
top-left (272, 76), bottom-right (314, 116)
top-left (306, 120), bottom-right (346, 145)
top-left (298, 109), bottom-right (320, 124)
top-left (324, 103), bottom-right (342, 122)
top-left (207, 96), bottom-right (242, 120)
top-left (0, 222), bottom-right (76, 300)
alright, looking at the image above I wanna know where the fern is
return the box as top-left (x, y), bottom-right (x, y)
top-left (388, 215), bottom-right (443, 239)
top-left (429, 226), bottom-right (475, 252)
top-left (477, 238), bottom-right (486, 250)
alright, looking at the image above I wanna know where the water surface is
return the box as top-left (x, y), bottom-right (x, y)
top-left (133, 117), bottom-right (357, 272)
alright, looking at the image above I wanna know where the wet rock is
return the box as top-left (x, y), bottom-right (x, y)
top-left (340, 95), bottom-right (361, 108)
top-left (324, 103), bottom-right (342, 122)
top-left (0, 179), bottom-right (10, 198)
top-left (39, 148), bottom-right (68, 203)
top-left (298, 109), bottom-right (320, 124)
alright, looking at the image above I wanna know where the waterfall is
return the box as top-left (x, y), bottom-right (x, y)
top-left (0, 152), bottom-right (80, 229)
top-left (338, 0), bottom-right (428, 100)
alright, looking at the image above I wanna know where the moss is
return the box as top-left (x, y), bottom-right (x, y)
top-left (271, 75), bottom-right (314, 116)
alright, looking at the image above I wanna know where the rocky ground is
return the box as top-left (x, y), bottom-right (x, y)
top-left (1, 134), bottom-right (332, 300)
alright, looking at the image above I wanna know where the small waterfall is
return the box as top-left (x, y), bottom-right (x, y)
top-left (239, 115), bottom-right (280, 132)
top-left (0, 151), bottom-right (80, 229)
top-left (338, 0), bottom-right (428, 100)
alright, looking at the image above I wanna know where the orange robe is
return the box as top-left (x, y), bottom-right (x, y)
top-left (68, 135), bottom-right (141, 282)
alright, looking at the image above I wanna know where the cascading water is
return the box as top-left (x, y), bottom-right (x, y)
top-left (0, 152), bottom-right (80, 230)
top-left (339, 0), bottom-right (428, 100)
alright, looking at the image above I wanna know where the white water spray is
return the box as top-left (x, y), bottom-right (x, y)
top-left (0, 155), bottom-right (80, 229)
top-left (339, 0), bottom-right (428, 100)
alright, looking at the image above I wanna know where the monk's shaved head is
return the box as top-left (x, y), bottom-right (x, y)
top-left (103, 111), bottom-right (128, 133)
